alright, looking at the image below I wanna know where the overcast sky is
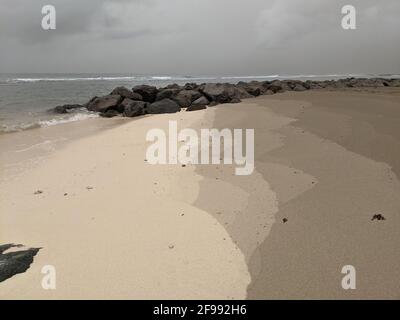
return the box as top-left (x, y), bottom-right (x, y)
top-left (0, 0), bottom-right (399, 75)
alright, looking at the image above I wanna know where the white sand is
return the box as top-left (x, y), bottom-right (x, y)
top-left (0, 110), bottom-right (250, 299)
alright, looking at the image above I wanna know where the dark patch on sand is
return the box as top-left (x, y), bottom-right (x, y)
top-left (0, 244), bottom-right (41, 283)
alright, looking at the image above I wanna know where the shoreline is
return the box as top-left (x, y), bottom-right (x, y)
top-left (1, 88), bottom-right (400, 299)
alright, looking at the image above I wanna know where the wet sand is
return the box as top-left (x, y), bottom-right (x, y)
top-left (195, 88), bottom-right (400, 299)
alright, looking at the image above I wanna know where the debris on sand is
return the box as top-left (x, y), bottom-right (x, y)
top-left (33, 190), bottom-right (43, 195)
top-left (371, 214), bottom-right (386, 221)
top-left (283, 218), bottom-right (288, 223)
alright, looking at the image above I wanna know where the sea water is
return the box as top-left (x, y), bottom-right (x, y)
top-left (1, 73), bottom-right (399, 134)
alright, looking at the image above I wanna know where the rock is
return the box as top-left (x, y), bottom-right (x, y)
top-left (147, 99), bottom-right (181, 114)
top-left (187, 104), bottom-right (207, 111)
top-left (235, 86), bottom-right (254, 99)
top-left (283, 218), bottom-right (288, 223)
top-left (237, 81), bottom-right (262, 96)
top-left (156, 89), bottom-right (179, 101)
top-left (100, 109), bottom-right (120, 118)
top-left (165, 83), bottom-right (181, 90)
top-left (191, 96), bottom-right (209, 107)
top-left (209, 101), bottom-right (220, 107)
top-left (184, 83), bottom-right (199, 90)
top-left (267, 80), bottom-right (284, 93)
top-left (51, 104), bottom-right (84, 114)
top-left (307, 81), bottom-right (324, 89)
top-left (201, 83), bottom-right (242, 103)
top-left (293, 84), bottom-right (307, 91)
top-left (122, 99), bottom-right (147, 117)
top-left (110, 86), bottom-right (143, 100)
top-left (174, 90), bottom-right (202, 107)
top-left (86, 95), bottom-right (123, 113)
top-left (372, 214), bottom-right (386, 221)
top-left (132, 85), bottom-right (158, 103)
top-left (230, 98), bottom-right (242, 103)
top-left (0, 244), bottom-right (41, 283)
top-left (264, 90), bottom-right (275, 95)
top-left (389, 79), bottom-right (400, 87)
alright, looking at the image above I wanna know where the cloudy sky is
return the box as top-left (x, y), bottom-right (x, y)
top-left (0, 0), bottom-right (399, 75)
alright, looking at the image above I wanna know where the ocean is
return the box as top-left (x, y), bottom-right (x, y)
top-left (1, 73), bottom-right (399, 134)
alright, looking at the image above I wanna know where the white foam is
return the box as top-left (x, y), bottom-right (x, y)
top-left (38, 113), bottom-right (99, 127)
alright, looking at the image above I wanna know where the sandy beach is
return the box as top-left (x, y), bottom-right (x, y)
top-left (1, 88), bottom-right (400, 299)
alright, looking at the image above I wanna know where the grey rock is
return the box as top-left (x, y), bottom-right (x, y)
top-left (156, 89), bottom-right (180, 101)
top-left (191, 96), bottom-right (210, 107)
top-left (87, 95), bottom-right (123, 113)
top-left (122, 99), bottom-right (147, 117)
top-left (51, 104), bottom-right (84, 114)
top-left (0, 244), bottom-right (41, 283)
top-left (132, 85), bottom-right (158, 103)
top-left (174, 90), bottom-right (202, 107)
top-left (201, 83), bottom-right (242, 103)
top-left (147, 99), bottom-right (181, 114)
top-left (293, 84), bottom-right (307, 91)
top-left (230, 97), bottom-right (242, 103)
top-left (111, 86), bottom-right (143, 100)
top-left (187, 104), bottom-right (207, 111)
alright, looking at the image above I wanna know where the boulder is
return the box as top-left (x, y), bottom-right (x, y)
top-left (293, 84), bottom-right (307, 91)
top-left (132, 85), bottom-right (158, 103)
top-left (184, 83), bottom-right (199, 90)
top-left (237, 81), bottom-right (262, 96)
top-left (51, 104), bottom-right (84, 114)
top-left (235, 86), bottom-right (253, 99)
top-left (100, 109), bottom-right (120, 118)
top-left (230, 98), bottom-right (242, 103)
top-left (110, 86), bottom-right (143, 100)
top-left (209, 101), bottom-right (220, 107)
top-left (390, 79), bottom-right (400, 87)
top-left (174, 90), bottom-right (202, 107)
top-left (165, 83), bottom-right (181, 90)
top-left (86, 95), bottom-right (123, 113)
top-left (121, 99), bottom-right (147, 117)
top-left (147, 99), bottom-right (181, 114)
top-left (156, 89), bottom-right (180, 101)
top-left (267, 80), bottom-right (284, 93)
top-left (191, 96), bottom-right (210, 107)
top-left (0, 244), bottom-right (40, 283)
top-left (201, 83), bottom-right (242, 103)
top-left (187, 105), bottom-right (207, 111)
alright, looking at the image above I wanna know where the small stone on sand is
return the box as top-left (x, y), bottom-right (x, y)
top-left (372, 214), bottom-right (386, 221)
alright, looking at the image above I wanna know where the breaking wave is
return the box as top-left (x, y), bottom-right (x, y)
top-left (0, 112), bottom-right (99, 134)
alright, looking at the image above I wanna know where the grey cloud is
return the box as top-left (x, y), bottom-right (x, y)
top-left (0, 0), bottom-right (399, 75)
